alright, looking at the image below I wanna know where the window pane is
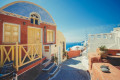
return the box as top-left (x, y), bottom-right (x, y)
top-left (35, 19), bottom-right (38, 25)
top-left (31, 18), bottom-right (34, 24)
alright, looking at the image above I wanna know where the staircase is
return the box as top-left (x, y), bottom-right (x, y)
top-left (35, 59), bottom-right (59, 80)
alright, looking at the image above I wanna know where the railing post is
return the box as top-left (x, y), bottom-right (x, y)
top-left (12, 46), bottom-right (14, 61)
top-left (0, 46), bottom-right (3, 67)
top-left (31, 45), bottom-right (33, 60)
top-left (16, 42), bottom-right (19, 71)
top-left (40, 43), bottom-right (42, 58)
top-left (19, 46), bottom-right (21, 66)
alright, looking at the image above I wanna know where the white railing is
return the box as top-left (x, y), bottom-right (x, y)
top-left (88, 33), bottom-right (115, 40)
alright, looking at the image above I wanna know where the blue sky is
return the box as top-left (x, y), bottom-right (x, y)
top-left (0, 0), bottom-right (120, 42)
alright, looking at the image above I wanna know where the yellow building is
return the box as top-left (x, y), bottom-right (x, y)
top-left (56, 30), bottom-right (66, 64)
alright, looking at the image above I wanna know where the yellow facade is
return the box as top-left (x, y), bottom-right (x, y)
top-left (56, 30), bottom-right (66, 62)
top-left (47, 30), bottom-right (54, 43)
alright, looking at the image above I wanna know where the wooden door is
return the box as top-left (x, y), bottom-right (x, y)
top-left (28, 27), bottom-right (41, 44)
top-left (34, 28), bottom-right (41, 44)
top-left (28, 27), bottom-right (42, 57)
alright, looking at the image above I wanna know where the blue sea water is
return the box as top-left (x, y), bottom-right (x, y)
top-left (66, 42), bottom-right (84, 51)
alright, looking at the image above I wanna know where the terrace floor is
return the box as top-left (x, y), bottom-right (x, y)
top-left (50, 56), bottom-right (90, 80)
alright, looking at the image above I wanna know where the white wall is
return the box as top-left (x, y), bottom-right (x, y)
top-left (88, 27), bottom-right (120, 53)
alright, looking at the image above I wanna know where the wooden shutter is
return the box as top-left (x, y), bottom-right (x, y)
top-left (47, 30), bottom-right (54, 43)
top-left (28, 27), bottom-right (35, 44)
top-left (47, 30), bottom-right (50, 42)
top-left (4, 24), bottom-right (11, 42)
top-left (28, 27), bottom-right (41, 44)
top-left (4, 23), bottom-right (19, 43)
top-left (12, 25), bottom-right (19, 42)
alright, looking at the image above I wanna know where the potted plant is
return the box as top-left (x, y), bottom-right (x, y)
top-left (98, 45), bottom-right (108, 58)
top-left (63, 51), bottom-right (67, 57)
top-left (54, 55), bottom-right (58, 63)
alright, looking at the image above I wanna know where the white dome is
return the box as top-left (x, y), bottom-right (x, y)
top-left (71, 45), bottom-right (84, 50)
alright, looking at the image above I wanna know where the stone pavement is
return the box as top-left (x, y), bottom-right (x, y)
top-left (50, 56), bottom-right (90, 80)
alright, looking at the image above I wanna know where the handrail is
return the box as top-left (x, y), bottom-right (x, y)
top-left (0, 42), bottom-right (42, 71)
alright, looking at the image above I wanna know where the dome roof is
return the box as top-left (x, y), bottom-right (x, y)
top-left (0, 1), bottom-right (55, 25)
top-left (71, 46), bottom-right (84, 50)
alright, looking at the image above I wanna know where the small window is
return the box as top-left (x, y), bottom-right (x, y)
top-left (47, 30), bottom-right (54, 43)
top-left (35, 19), bottom-right (38, 25)
top-left (103, 34), bottom-right (107, 39)
top-left (30, 14), bottom-right (39, 25)
top-left (31, 18), bottom-right (34, 24)
top-left (97, 35), bottom-right (101, 38)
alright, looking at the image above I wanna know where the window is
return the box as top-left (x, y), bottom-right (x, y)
top-left (97, 35), bottom-right (101, 38)
top-left (3, 23), bottom-right (19, 43)
top-left (47, 30), bottom-right (54, 43)
top-left (103, 34), bottom-right (107, 39)
top-left (31, 18), bottom-right (34, 24)
top-left (30, 14), bottom-right (39, 25)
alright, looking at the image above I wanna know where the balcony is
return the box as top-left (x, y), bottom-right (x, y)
top-left (0, 42), bottom-right (42, 71)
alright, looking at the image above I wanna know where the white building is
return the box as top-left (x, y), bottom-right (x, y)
top-left (88, 27), bottom-right (120, 53)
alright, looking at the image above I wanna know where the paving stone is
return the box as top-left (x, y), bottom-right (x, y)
top-left (51, 56), bottom-right (90, 80)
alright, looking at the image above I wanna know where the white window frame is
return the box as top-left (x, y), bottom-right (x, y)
top-left (30, 12), bottom-right (41, 25)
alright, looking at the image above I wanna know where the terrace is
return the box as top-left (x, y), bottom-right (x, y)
top-left (88, 48), bottom-right (120, 80)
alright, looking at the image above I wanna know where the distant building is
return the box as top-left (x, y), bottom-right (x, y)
top-left (88, 27), bottom-right (120, 53)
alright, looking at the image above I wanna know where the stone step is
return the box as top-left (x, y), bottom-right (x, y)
top-left (49, 65), bottom-right (59, 76)
top-left (42, 59), bottom-right (51, 67)
top-left (42, 63), bottom-right (55, 72)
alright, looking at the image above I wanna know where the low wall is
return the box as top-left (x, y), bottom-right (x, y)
top-left (67, 50), bottom-right (81, 59)
top-left (96, 48), bottom-right (120, 56)
top-left (91, 63), bottom-right (120, 80)
top-left (107, 49), bottom-right (120, 55)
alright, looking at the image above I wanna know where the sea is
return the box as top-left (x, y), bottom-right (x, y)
top-left (66, 41), bottom-right (84, 51)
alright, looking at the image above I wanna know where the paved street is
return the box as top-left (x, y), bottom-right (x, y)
top-left (51, 56), bottom-right (90, 80)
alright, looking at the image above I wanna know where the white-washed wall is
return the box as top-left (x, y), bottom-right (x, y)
top-left (88, 32), bottom-right (118, 53)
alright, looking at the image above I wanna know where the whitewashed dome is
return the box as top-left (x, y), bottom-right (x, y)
top-left (71, 45), bottom-right (84, 50)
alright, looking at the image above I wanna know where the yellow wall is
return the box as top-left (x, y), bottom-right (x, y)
top-left (56, 30), bottom-right (66, 62)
